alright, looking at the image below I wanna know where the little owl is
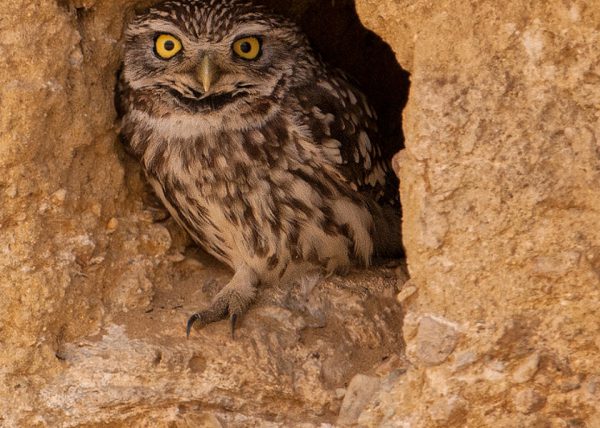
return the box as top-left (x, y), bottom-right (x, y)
top-left (118, 0), bottom-right (402, 337)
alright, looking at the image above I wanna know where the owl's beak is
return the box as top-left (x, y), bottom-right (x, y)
top-left (197, 55), bottom-right (221, 93)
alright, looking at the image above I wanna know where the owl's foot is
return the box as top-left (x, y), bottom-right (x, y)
top-left (185, 290), bottom-right (248, 338)
top-left (186, 265), bottom-right (258, 339)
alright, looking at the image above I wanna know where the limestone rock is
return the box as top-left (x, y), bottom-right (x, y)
top-left (511, 353), bottom-right (541, 384)
top-left (407, 315), bottom-right (459, 366)
top-left (357, 0), bottom-right (600, 425)
top-left (337, 374), bottom-right (382, 426)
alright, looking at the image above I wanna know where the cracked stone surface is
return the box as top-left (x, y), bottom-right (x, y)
top-left (358, 0), bottom-right (600, 426)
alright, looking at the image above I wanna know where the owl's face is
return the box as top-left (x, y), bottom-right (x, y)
top-left (122, 0), bottom-right (317, 123)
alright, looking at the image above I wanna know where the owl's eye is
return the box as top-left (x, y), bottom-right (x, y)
top-left (155, 34), bottom-right (182, 60)
top-left (232, 36), bottom-right (262, 60)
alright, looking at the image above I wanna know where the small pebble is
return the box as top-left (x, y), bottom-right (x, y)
top-left (397, 285), bottom-right (417, 303)
top-left (512, 353), bottom-right (540, 384)
top-left (50, 188), bottom-right (67, 205)
top-left (5, 184), bottom-right (17, 198)
top-left (38, 202), bottom-right (50, 214)
top-left (106, 218), bottom-right (119, 233)
top-left (90, 203), bottom-right (102, 217)
top-left (410, 316), bottom-right (459, 366)
top-left (167, 253), bottom-right (186, 262)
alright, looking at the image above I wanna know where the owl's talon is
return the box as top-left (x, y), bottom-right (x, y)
top-left (186, 306), bottom-right (244, 339)
top-left (186, 314), bottom-right (198, 339)
top-left (186, 268), bottom-right (257, 338)
top-left (230, 313), bottom-right (238, 339)
top-left (185, 304), bottom-right (229, 338)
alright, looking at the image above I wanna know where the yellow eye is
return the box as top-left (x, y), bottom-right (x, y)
top-left (155, 34), bottom-right (182, 59)
top-left (232, 36), bottom-right (262, 60)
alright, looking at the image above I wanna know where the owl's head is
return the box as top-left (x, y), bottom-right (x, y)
top-left (122, 0), bottom-right (318, 123)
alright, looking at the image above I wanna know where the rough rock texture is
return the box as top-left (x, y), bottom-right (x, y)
top-left (357, 0), bottom-right (600, 426)
top-left (2, 0), bottom-right (600, 426)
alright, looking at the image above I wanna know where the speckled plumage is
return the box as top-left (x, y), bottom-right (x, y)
top-left (118, 0), bottom-right (401, 335)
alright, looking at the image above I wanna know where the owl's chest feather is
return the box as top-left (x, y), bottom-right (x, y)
top-left (125, 110), bottom-right (373, 274)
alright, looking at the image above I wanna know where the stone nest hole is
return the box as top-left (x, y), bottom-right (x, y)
top-left (113, 0), bottom-right (412, 334)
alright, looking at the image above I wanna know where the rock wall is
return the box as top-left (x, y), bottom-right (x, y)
top-left (1, 0), bottom-right (599, 426)
top-left (357, 0), bottom-right (600, 426)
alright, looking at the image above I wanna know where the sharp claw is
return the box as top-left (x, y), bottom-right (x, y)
top-left (185, 305), bottom-right (229, 338)
top-left (230, 313), bottom-right (238, 340)
top-left (186, 314), bottom-right (198, 339)
top-left (186, 283), bottom-right (252, 339)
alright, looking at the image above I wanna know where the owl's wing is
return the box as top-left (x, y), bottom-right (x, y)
top-left (290, 68), bottom-right (399, 207)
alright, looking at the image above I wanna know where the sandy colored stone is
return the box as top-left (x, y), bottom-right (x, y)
top-left (0, 1), bottom-right (405, 425)
top-left (407, 315), bottom-right (460, 366)
top-left (106, 217), bottom-right (119, 232)
top-left (337, 374), bottom-right (382, 426)
top-left (396, 279), bottom-right (417, 303)
top-left (511, 353), bottom-right (541, 384)
top-left (356, 0), bottom-right (600, 426)
top-left (50, 189), bottom-right (67, 206)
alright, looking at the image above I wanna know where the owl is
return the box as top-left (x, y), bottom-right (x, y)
top-left (118, 0), bottom-right (402, 337)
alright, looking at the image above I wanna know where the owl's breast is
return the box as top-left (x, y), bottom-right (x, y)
top-left (123, 106), bottom-right (375, 277)
top-left (136, 122), bottom-right (292, 266)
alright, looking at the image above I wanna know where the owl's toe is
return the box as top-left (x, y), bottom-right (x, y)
top-left (186, 302), bottom-right (228, 338)
top-left (186, 270), bottom-right (257, 339)
top-left (185, 293), bottom-right (249, 339)
top-left (230, 313), bottom-right (239, 339)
